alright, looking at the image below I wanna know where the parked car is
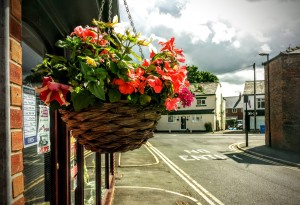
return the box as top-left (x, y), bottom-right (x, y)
top-left (236, 120), bottom-right (243, 130)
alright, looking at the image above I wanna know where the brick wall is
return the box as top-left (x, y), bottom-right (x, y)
top-left (281, 54), bottom-right (300, 152)
top-left (9, 0), bottom-right (25, 204)
top-left (267, 53), bottom-right (300, 152)
top-left (226, 108), bottom-right (243, 120)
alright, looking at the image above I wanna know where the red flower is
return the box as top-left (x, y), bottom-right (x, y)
top-left (158, 37), bottom-right (186, 63)
top-left (35, 77), bottom-right (72, 106)
top-left (164, 97), bottom-right (180, 111)
top-left (147, 76), bottom-right (163, 93)
top-left (71, 26), bottom-right (108, 45)
top-left (71, 26), bottom-right (84, 37)
top-left (150, 50), bottom-right (156, 58)
top-left (113, 78), bottom-right (135, 95)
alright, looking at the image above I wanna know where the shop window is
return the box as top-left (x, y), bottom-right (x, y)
top-left (257, 98), bottom-right (265, 108)
top-left (22, 35), bottom-right (53, 204)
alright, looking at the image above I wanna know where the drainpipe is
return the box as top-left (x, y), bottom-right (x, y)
top-left (0, 0), bottom-right (12, 204)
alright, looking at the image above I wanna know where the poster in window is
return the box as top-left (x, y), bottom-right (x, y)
top-left (23, 86), bottom-right (38, 148)
top-left (37, 105), bottom-right (51, 154)
top-left (70, 134), bottom-right (78, 191)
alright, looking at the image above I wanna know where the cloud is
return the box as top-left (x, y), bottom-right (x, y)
top-left (120, 0), bottom-right (300, 96)
top-left (211, 22), bottom-right (236, 44)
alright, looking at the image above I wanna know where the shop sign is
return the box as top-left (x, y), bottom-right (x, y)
top-left (23, 86), bottom-right (37, 148)
top-left (37, 105), bottom-right (51, 154)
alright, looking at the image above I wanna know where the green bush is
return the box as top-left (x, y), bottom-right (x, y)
top-left (204, 122), bottom-right (213, 132)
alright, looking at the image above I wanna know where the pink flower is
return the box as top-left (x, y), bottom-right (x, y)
top-left (164, 97), bottom-right (180, 111)
top-left (178, 88), bottom-right (194, 107)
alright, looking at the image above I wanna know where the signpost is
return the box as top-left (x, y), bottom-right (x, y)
top-left (244, 95), bottom-right (249, 147)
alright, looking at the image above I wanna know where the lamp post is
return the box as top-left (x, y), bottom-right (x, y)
top-left (253, 63), bottom-right (256, 132)
top-left (259, 53), bottom-right (271, 147)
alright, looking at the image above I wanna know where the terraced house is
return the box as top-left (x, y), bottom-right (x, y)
top-left (156, 82), bottom-right (226, 132)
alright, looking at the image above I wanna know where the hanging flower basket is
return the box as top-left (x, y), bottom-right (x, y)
top-left (28, 16), bottom-right (194, 153)
top-left (59, 101), bottom-right (161, 152)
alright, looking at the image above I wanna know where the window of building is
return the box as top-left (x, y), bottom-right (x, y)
top-left (232, 108), bottom-right (237, 113)
top-left (192, 115), bottom-right (201, 122)
top-left (196, 98), bottom-right (206, 106)
top-left (257, 98), bottom-right (265, 108)
top-left (168, 115), bottom-right (175, 122)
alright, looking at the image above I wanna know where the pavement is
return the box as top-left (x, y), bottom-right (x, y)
top-left (111, 132), bottom-right (300, 205)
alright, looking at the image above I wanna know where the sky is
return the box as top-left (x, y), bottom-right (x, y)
top-left (118, 0), bottom-right (300, 97)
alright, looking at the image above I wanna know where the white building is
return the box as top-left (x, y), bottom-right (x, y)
top-left (156, 82), bottom-right (226, 132)
top-left (243, 80), bottom-right (265, 131)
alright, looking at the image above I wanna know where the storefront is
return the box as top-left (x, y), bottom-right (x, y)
top-left (0, 0), bottom-right (118, 204)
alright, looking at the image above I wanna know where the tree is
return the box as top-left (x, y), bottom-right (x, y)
top-left (187, 65), bottom-right (219, 83)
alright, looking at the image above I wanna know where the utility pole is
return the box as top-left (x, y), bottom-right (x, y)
top-left (259, 53), bottom-right (271, 147)
top-left (253, 63), bottom-right (256, 132)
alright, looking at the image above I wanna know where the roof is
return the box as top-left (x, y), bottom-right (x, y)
top-left (281, 46), bottom-right (300, 54)
top-left (243, 80), bottom-right (265, 95)
top-left (191, 82), bottom-right (219, 95)
top-left (224, 95), bottom-right (243, 109)
top-left (169, 109), bottom-right (215, 115)
top-left (262, 46), bottom-right (300, 65)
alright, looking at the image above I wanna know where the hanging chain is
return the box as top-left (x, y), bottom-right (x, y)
top-left (108, 0), bottom-right (113, 23)
top-left (96, 0), bottom-right (105, 21)
top-left (123, 0), bottom-right (144, 59)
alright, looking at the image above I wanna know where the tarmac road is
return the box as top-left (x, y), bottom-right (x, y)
top-left (113, 133), bottom-right (300, 205)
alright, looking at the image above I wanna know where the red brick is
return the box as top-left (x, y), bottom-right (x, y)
top-left (11, 153), bottom-right (23, 175)
top-left (12, 174), bottom-right (24, 198)
top-left (10, 16), bottom-right (22, 42)
top-left (11, 131), bottom-right (23, 151)
top-left (11, 86), bottom-right (22, 106)
top-left (10, 108), bottom-right (22, 129)
top-left (10, 62), bottom-right (22, 85)
top-left (266, 52), bottom-right (300, 152)
top-left (12, 196), bottom-right (25, 205)
top-left (11, 0), bottom-right (21, 21)
top-left (10, 39), bottom-right (22, 64)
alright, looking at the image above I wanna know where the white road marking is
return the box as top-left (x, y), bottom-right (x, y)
top-left (232, 155), bottom-right (243, 160)
top-left (115, 186), bottom-right (202, 205)
top-left (147, 142), bottom-right (225, 205)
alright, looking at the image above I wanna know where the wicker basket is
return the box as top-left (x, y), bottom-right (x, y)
top-left (59, 101), bottom-right (161, 153)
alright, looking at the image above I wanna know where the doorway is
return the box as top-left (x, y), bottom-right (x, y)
top-left (181, 116), bottom-right (187, 130)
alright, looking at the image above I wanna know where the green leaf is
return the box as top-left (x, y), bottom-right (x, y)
top-left (130, 50), bottom-right (142, 62)
top-left (55, 40), bottom-right (68, 48)
top-left (88, 81), bottom-right (106, 100)
top-left (123, 55), bottom-right (132, 61)
top-left (71, 90), bottom-right (96, 111)
top-left (109, 61), bottom-right (119, 75)
top-left (80, 62), bottom-right (92, 76)
top-left (95, 68), bottom-right (108, 80)
top-left (140, 94), bottom-right (151, 105)
top-left (108, 89), bottom-right (121, 103)
top-left (127, 93), bottom-right (139, 104)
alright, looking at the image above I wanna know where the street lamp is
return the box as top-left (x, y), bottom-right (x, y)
top-left (259, 52), bottom-right (271, 147)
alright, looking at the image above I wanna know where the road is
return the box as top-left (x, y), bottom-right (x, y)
top-left (147, 133), bottom-right (300, 205)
